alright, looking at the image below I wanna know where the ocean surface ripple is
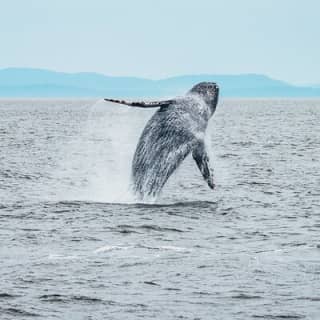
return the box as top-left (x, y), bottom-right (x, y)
top-left (0, 98), bottom-right (319, 319)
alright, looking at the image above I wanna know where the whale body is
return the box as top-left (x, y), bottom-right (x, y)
top-left (105, 82), bottom-right (219, 199)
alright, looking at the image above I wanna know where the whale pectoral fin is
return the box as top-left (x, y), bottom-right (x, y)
top-left (104, 98), bottom-right (175, 108)
top-left (192, 140), bottom-right (215, 189)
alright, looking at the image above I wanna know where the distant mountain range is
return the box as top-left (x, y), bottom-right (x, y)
top-left (0, 68), bottom-right (320, 98)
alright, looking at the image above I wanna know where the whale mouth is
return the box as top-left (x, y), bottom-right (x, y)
top-left (215, 86), bottom-right (219, 99)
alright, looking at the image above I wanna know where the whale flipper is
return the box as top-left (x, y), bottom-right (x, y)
top-left (192, 140), bottom-right (215, 189)
top-left (104, 98), bottom-right (175, 108)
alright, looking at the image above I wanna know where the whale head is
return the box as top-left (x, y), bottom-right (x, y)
top-left (188, 82), bottom-right (219, 115)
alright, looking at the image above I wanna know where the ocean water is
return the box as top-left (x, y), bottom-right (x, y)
top-left (0, 98), bottom-right (319, 320)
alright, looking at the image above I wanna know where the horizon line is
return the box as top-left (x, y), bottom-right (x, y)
top-left (0, 66), bottom-right (294, 85)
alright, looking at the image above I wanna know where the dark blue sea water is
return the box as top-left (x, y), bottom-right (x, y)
top-left (0, 99), bottom-right (319, 319)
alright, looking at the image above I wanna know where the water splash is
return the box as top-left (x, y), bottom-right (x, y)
top-left (53, 99), bottom-right (152, 203)
top-left (48, 98), bottom-right (217, 205)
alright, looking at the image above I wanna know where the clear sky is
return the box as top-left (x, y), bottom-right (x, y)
top-left (1, 0), bottom-right (319, 84)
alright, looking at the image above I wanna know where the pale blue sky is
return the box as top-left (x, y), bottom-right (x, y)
top-left (1, 0), bottom-right (319, 84)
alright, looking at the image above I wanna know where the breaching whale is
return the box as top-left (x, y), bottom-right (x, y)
top-left (104, 82), bottom-right (219, 200)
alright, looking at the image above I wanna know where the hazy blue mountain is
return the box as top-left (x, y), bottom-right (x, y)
top-left (1, 68), bottom-right (320, 98)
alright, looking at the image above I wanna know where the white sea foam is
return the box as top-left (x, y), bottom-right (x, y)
top-left (48, 254), bottom-right (79, 260)
top-left (94, 245), bottom-right (130, 253)
top-left (159, 246), bottom-right (191, 252)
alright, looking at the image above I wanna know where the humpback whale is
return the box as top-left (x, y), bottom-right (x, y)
top-left (104, 82), bottom-right (219, 200)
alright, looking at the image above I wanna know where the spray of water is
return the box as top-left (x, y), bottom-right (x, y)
top-left (53, 99), bottom-right (153, 203)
